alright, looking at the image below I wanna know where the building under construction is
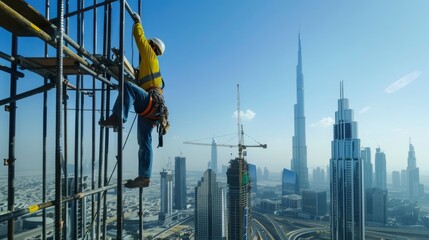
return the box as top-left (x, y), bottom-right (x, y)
top-left (0, 0), bottom-right (149, 239)
top-left (226, 157), bottom-right (251, 240)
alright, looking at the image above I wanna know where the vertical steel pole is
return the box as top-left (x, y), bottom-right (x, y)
top-left (91, 0), bottom-right (97, 239)
top-left (137, 1), bottom-right (143, 239)
top-left (139, 188), bottom-right (143, 240)
top-left (42, 1), bottom-right (50, 239)
top-left (78, 1), bottom-right (85, 237)
top-left (62, 78), bottom-right (69, 239)
top-left (96, 83), bottom-right (105, 240)
top-left (102, 3), bottom-right (112, 238)
top-left (74, 0), bottom-right (83, 238)
top-left (117, 0), bottom-right (125, 239)
top-left (7, 34), bottom-right (17, 240)
top-left (62, 1), bottom-right (70, 238)
top-left (97, 1), bottom-right (108, 238)
top-left (55, 0), bottom-right (65, 238)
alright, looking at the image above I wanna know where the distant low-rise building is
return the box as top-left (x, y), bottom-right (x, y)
top-left (282, 194), bottom-right (302, 209)
top-left (260, 199), bottom-right (282, 213)
top-left (302, 190), bottom-right (327, 217)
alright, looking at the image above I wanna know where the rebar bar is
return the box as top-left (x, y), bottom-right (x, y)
top-left (92, 0), bottom-right (98, 238)
top-left (54, 0), bottom-right (65, 239)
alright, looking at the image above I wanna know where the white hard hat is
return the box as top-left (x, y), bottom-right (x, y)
top-left (149, 37), bottom-right (165, 56)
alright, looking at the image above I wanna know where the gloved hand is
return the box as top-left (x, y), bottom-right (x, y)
top-left (131, 12), bottom-right (141, 24)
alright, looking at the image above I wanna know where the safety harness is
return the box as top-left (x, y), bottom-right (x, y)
top-left (137, 73), bottom-right (169, 148)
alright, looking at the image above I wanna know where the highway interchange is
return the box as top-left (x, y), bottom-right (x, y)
top-left (251, 210), bottom-right (429, 240)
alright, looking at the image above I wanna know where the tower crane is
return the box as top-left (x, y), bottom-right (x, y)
top-left (183, 84), bottom-right (267, 159)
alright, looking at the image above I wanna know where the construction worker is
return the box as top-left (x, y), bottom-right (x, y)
top-left (99, 12), bottom-right (167, 188)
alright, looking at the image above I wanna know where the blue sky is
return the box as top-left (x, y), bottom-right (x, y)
top-left (0, 0), bottom-right (428, 178)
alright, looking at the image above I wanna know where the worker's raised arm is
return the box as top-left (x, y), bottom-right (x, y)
top-left (133, 22), bottom-right (155, 60)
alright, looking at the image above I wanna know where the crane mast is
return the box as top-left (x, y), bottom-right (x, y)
top-left (184, 84), bottom-right (266, 158)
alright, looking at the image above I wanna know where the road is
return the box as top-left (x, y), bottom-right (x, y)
top-left (287, 227), bottom-right (327, 240)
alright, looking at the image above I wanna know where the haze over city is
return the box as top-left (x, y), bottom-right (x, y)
top-left (0, 0), bottom-right (428, 178)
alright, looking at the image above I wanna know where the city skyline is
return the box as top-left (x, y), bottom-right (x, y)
top-left (0, 1), bottom-right (428, 177)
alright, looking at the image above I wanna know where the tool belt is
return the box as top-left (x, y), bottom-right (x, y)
top-left (138, 88), bottom-right (170, 148)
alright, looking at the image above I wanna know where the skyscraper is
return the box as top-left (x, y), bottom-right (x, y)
top-left (392, 171), bottom-right (401, 190)
top-left (406, 141), bottom-right (423, 199)
top-left (63, 174), bottom-right (88, 239)
top-left (312, 166), bottom-right (325, 186)
top-left (227, 158), bottom-right (251, 240)
top-left (361, 147), bottom-right (372, 190)
top-left (407, 140), bottom-right (416, 169)
top-left (210, 138), bottom-right (218, 173)
top-left (374, 147), bottom-right (387, 191)
top-left (330, 82), bottom-right (364, 240)
top-left (195, 169), bottom-right (227, 240)
top-left (291, 34), bottom-right (309, 190)
top-left (282, 168), bottom-right (299, 195)
top-left (174, 156), bottom-right (187, 210)
top-left (159, 169), bottom-right (173, 223)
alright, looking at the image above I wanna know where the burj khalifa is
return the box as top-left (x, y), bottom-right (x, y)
top-left (291, 34), bottom-right (309, 190)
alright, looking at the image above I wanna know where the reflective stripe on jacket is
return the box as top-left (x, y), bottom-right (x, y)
top-left (133, 22), bottom-right (163, 91)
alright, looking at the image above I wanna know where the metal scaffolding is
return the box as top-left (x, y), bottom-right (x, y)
top-left (0, 0), bottom-right (144, 239)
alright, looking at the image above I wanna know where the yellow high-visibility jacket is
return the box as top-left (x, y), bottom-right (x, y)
top-left (133, 22), bottom-right (163, 91)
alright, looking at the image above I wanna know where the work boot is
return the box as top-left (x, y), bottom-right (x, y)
top-left (125, 177), bottom-right (150, 188)
top-left (99, 115), bottom-right (119, 129)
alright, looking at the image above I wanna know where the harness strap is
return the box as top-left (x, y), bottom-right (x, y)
top-left (139, 96), bottom-right (154, 117)
top-left (138, 89), bottom-right (168, 148)
top-left (137, 71), bottom-right (161, 86)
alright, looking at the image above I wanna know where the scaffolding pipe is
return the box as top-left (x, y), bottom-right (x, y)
top-left (139, 188), bottom-right (144, 240)
top-left (62, 80), bottom-right (69, 239)
top-left (0, 65), bottom-right (24, 78)
top-left (0, 51), bottom-right (16, 62)
top-left (42, 2), bottom-right (50, 238)
top-left (91, 0), bottom-right (98, 238)
top-left (0, 82), bottom-right (55, 106)
top-left (7, 34), bottom-right (17, 240)
top-left (102, 2), bottom-right (113, 238)
top-left (63, 1), bottom-right (70, 238)
top-left (117, 0), bottom-right (126, 238)
top-left (97, 81), bottom-right (105, 240)
top-left (138, 1), bottom-right (143, 238)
